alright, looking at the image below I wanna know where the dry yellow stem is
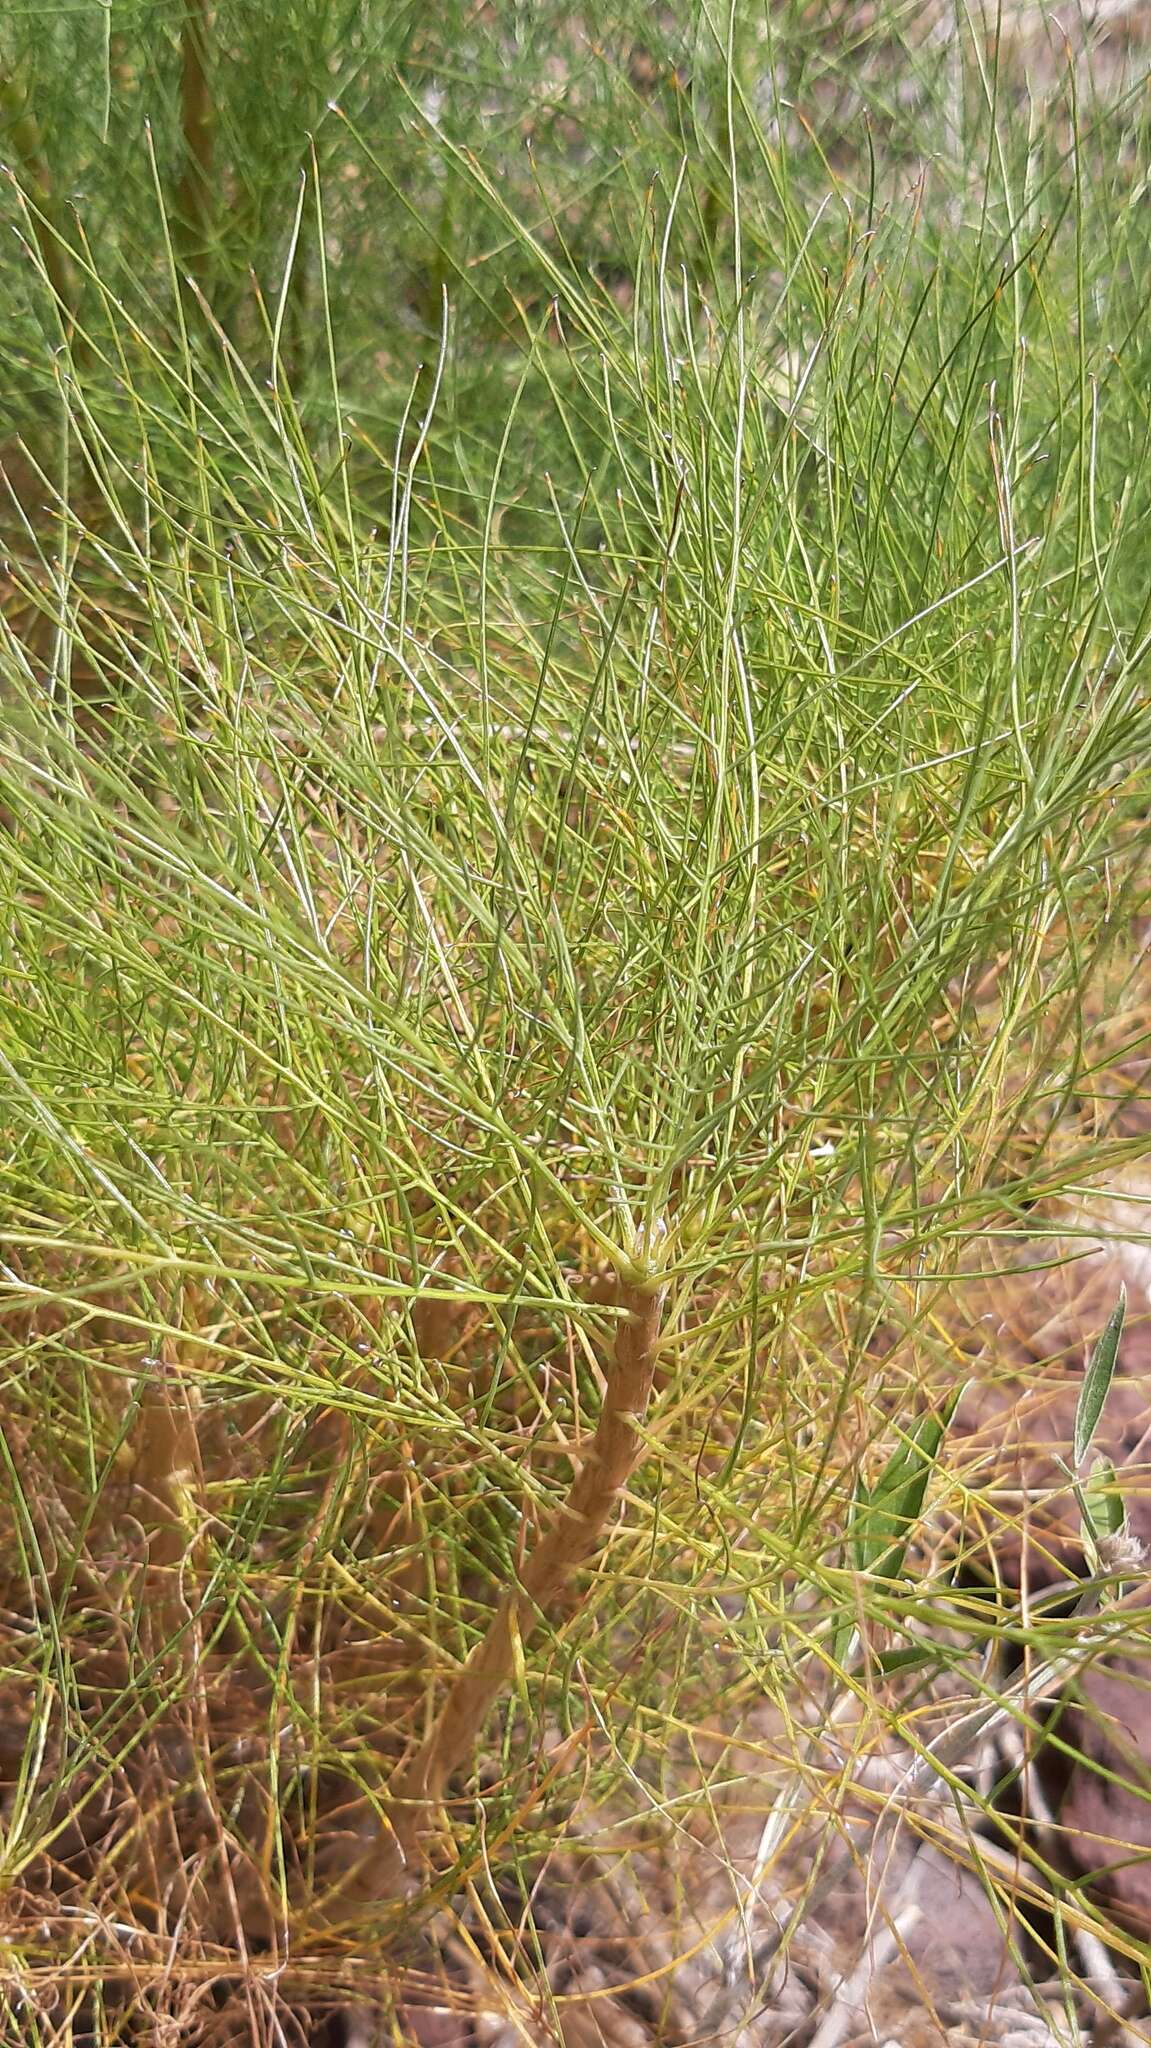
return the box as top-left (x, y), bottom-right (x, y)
top-left (131, 1341), bottom-right (203, 1677)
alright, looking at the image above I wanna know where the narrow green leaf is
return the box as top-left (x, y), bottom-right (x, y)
top-left (1074, 1290), bottom-right (1127, 1468)
top-left (828, 1616), bottom-right (858, 1671)
top-left (1081, 1454), bottom-right (1124, 1545)
top-left (850, 1384), bottom-right (966, 1581)
top-left (874, 1646), bottom-right (937, 1676)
